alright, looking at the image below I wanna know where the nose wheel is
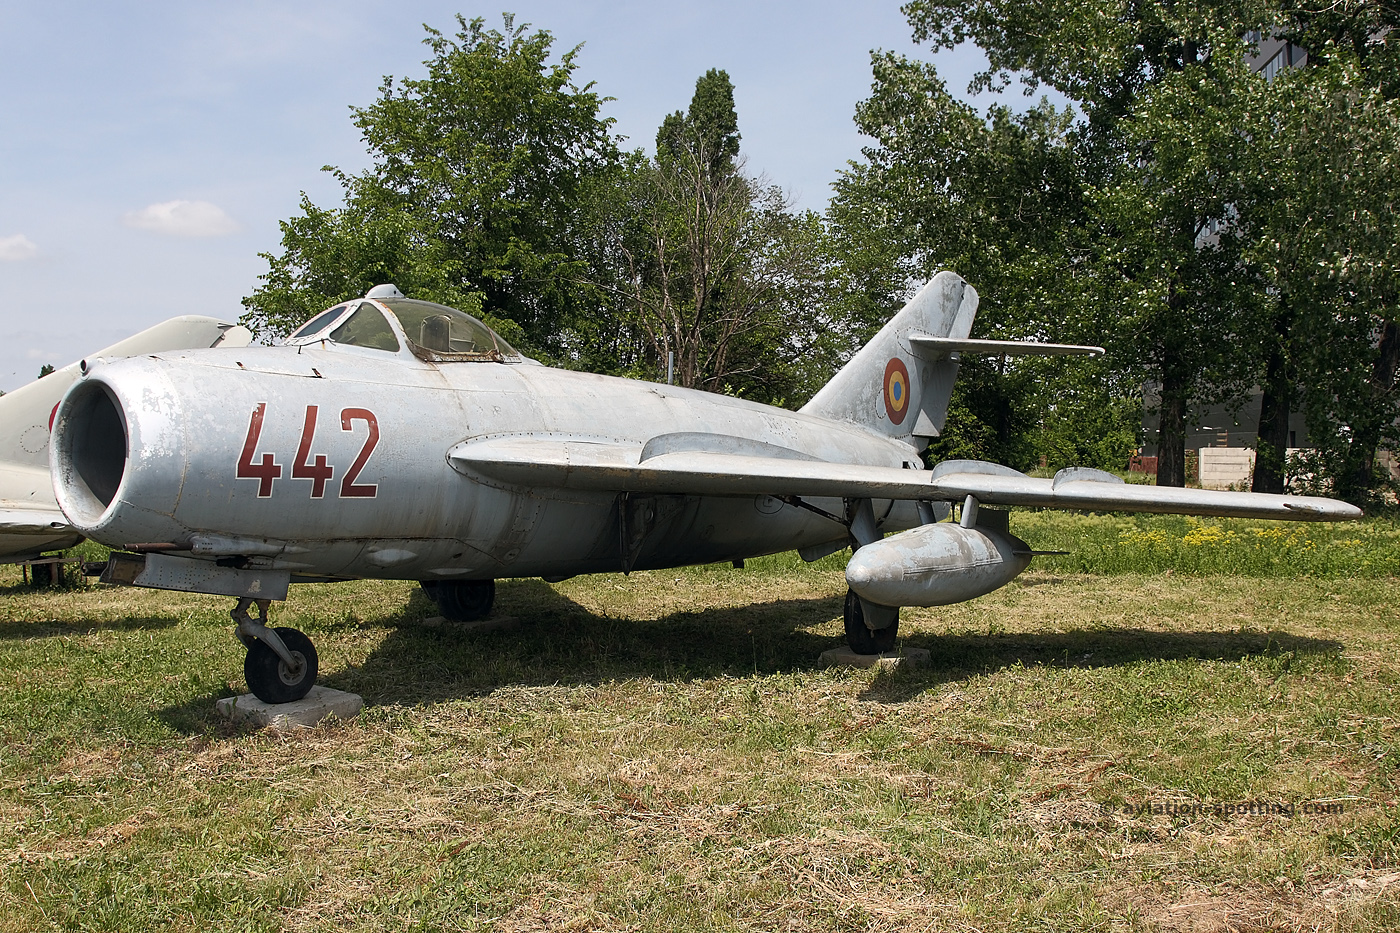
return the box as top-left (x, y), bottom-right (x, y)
top-left (233, 598), bottom-right (318, 704)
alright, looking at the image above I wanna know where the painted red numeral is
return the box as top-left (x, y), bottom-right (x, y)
top-left (339, 408), bottom-right (380, 498)
top-left (236, 403), bottom-right (281, 497)
top-left (291, 405), bottom-right (334, 497)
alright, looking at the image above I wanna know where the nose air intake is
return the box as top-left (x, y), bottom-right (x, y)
top-left (53, 379), bottom-right (129, 525)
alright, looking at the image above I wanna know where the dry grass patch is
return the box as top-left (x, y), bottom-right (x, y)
top-left (1, 548), bottom-right (1398, 930)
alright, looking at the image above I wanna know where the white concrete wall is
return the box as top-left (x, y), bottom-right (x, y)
top-left (1196, 447), bottom-right (1319, 489)
top-left (1379, 450), bottom-right (1400, 481)
top-left (1197, 447), bottom-right (1255, 489)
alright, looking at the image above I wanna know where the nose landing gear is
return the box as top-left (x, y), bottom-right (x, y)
top-left (233, 597), bottom-right (318, 704)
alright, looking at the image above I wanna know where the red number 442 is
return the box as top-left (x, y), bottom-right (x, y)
top-left (237, 403), bottom-right (380, 499)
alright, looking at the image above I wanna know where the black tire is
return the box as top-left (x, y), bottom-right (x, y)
top-left (844, 588), bottom-right (898, 655)
top-left (436, 580), bottom-right (495, 622)
top-left (244, 627), bottom-right (318, 704)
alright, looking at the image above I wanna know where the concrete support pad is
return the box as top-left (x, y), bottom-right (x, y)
top-left (215, 686), bottom-right (364, 731)
top-left (820, 646), bottom-right (930, 670)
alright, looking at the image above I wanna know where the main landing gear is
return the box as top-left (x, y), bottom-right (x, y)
top-left (843, 589), bottom-right (899, 655)
top-left (233, 598), bottom-right (318, 704)
top-left (420, 579), bottom-right (495, 622)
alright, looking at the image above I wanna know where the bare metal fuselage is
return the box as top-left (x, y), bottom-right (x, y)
top-left (57, 343), bottom-right (921, 582)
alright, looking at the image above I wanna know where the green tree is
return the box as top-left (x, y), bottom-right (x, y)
top-left (1093, 38), bottom-right (1264, 486)
top-left (656, 67), bottom-right (741, 179)
top-left (1244, 52), bottom-right (1400, 499)
top-left (239, 194), bottom-right (496, 338)
top-left (898, 0), bottom-right (1400, 499)
top-left (908, 0), bottom-right (1274, 485)
top-left (829, 50), bottom-right (1134, 471)
top-left (242, 14), bottom-right (620, 361)
top-left (1238, 7), bottom-right (1400, 499)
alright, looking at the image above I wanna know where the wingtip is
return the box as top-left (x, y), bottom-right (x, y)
top-left (1282, 499), bottom-right (1364, 521)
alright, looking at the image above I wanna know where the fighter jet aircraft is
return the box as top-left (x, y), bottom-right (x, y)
top-left (0, 317), bottom-right (250, 576)
top-left (48, 273), bottom-right (1360, 703)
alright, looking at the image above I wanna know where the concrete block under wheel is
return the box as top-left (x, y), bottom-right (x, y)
top-left (215, 685), bottom-right (364, 731)
top-left (820, 646), bottom-right (930, 670)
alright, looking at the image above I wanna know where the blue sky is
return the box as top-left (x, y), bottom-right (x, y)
top-left (0, 0), bottom-right (1036, 391)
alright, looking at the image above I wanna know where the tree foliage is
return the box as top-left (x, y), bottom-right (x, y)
top-left (242, 14), bottom-right (619, 360)
top-left (1243, 50), bottom-right (1400, 499)
top-left (833, 0), bottom-right (1400, 499)
top-left (829, 45), bottom-right (1134, 472)
top-left (243, 24), bottom-right (834, 405)
top-left (236, 8), bottom-right (1400, 501)
top-left (586, 70), bottom-right (840, 403)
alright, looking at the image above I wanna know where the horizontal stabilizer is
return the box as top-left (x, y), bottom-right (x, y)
top-left (909, 335), bottom-right (1104, 358)
top-left (448, 439), bottom-right (1361, 522)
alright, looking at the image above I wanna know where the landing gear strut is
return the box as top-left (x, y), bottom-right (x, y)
top-left (421, 580), bottom-right (495, 622)
top-left (843, 589), bottom-right (899, 655)
top-left (233, 597), bottom-right (318, 704)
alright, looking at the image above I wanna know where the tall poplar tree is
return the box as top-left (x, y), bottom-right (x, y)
top-left (594, 70), bottom-right (836, 403)
top-left (829, 46), bottom-right (1137, 472)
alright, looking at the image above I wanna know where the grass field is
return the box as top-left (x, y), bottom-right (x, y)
top-left (2, 514), bottom-right (1399, 931)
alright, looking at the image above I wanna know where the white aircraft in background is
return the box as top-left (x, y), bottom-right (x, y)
top-left (0, 317), bottom-right (251, 577)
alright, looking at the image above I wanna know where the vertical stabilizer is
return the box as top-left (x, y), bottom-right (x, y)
top-left (801, 272), bottom-right (977, 445)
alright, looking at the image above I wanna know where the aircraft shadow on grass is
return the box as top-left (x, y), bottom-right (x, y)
top-left (168, 578), bottom-right (1341, 719)
top-left (0, 612), bottom-right (178, 640)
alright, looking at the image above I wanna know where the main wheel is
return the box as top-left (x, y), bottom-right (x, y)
top-left (844, 589), bottom-right (898, 655)
top-left (435, 580), bottom-right (495, 622)
top-left (244, 627), bottom-right (318, 704)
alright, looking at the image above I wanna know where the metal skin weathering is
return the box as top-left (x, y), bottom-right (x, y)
top-left (49, 275), bottom-right (1361, 703)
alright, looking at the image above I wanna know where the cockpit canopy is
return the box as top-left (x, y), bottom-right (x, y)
top-left (288, 295), bottom-right (519, 362)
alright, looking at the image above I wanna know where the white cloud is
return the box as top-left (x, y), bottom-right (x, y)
top-left (0, 234), bottom-right (39, 261)
top-left (25, 348), bottom-right (51, 360)
top-left (123, 200), bottom-right (239, 237)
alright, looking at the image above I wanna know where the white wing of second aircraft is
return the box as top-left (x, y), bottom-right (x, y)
top-left (0, 462), bottom-right (76, 556)
top-left (449, 436), bottom-right (1362, 522)
top-left (0, 316), bottom-right (252, 561)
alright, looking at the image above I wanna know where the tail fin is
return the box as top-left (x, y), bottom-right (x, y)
top-left (801, 272), bottom-right (977, 444)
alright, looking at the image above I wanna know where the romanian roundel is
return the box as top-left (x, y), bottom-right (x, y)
top-left (883, 357), bottom-right (911, 425)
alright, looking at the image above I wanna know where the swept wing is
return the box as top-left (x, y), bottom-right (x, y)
top-left (449, 437), bottom-right (1360, 522)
